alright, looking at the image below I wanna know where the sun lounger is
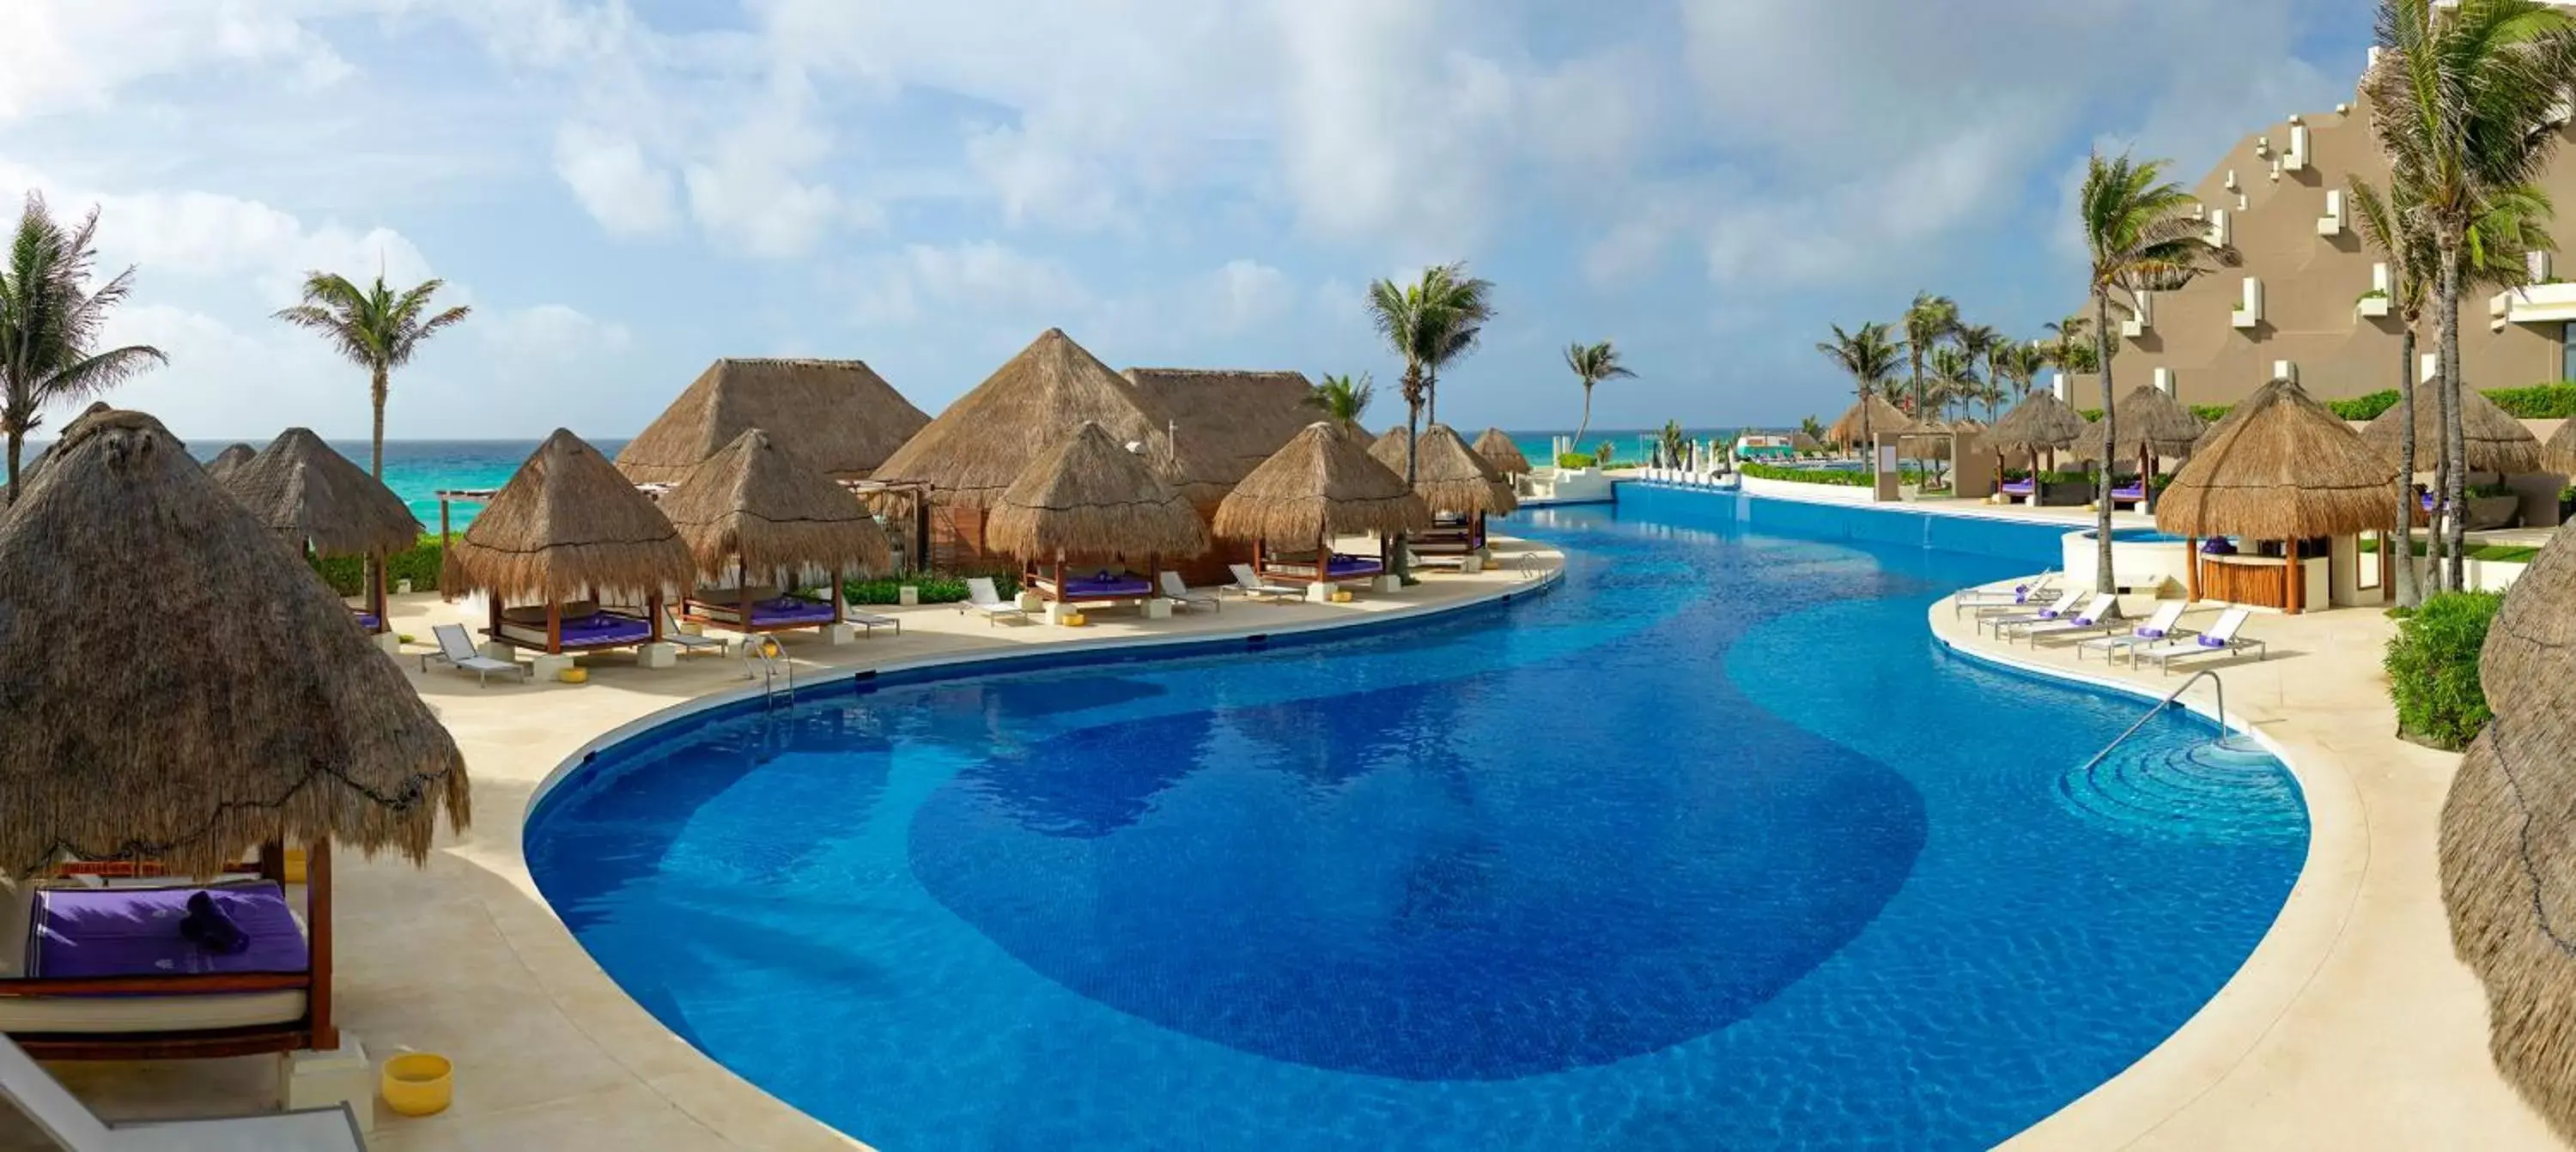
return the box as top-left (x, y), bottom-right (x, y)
top-left (1228, 564), bottom-right (1304, 601)
top-left (659, 609), bottom-right (727, 655)
top-left (2006, 594), bottom-right (2121, 644)
top-left (1952, 571), bottom-right (2058, 617)
top-left (1159, 571), bottom-right (1220, 614)
top-left (1976, 587), bottom-right (2085, 635)
top-left (2136, 607), bottom-right (2266, 673)
top-left (2074, 600), bottom-right (2190, 662)
top-left (0, 1028), bottom-right (362, 1151)
top-left (848, 609), bottom-right (901, 635)
top-left (421, 623), bottom-right (527, 686)
top-left (960, 578), bottom-right (1029, 625)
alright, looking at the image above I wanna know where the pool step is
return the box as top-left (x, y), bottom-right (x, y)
top-left (2054, 737), bottom-right (2305, 844)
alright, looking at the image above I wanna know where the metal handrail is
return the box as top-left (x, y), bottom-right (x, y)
top-left (744, 636), bottom-right (795, 702)
top-left (2079, 669), bottom-right (2229, 773)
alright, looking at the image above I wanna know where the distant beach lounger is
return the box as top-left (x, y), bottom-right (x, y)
top-left (421, 623), bottom-right (527, 686)
top-left (2008, 594), bottom-right (2122, 644)
top-left (659, 609), bottom-right (728, 655)
top-left (1160, 571), bottom-right (1220, 614)
top-left (0, 1029), bottom-right (363, 1151)
top-left (1952, 570), bottom-right (2058, 617)
top-left (1999, 478), bottom-right (2036, 498)
top-left (2074, 600), bottom-right (2190, 662)
top-left (848, 609), bottom-right (901, 635)
top-left (1228, 564), bottom-right (1303, 601)
top-left (2135, 607), bottom-right (2266, 673)
top-left (1976, 587), bottom-right (2084, 635)
top-left (961, 578), bottom-right (1030, 625)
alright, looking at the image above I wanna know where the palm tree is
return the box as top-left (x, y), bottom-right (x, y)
top-left (2349, 175), bottom-right (2437, 604)
top-left (2041, 315), bottom-right (2100, 381)
top-left (1902, 292), bottom-right (1960, 420)
top-left (1815, 321), bottom-right (1901, 448)
top-left (2078, 149), bottom-right (2236, 594)
top-left (1798, 414), bottom-right (1827, 444)
top-left (273, 270), bottom-right (471, 481)
top-left (1306, 372), bottom-right (1375, 424)
top-left (1419, 264), bottom-right (1496, 432)
top-left (2366, 0), bottom-right (2576, 590)
top-left (1955, 324), bottom-right (2003, 414)
top-left (1992, 342), bottom-right (2040, 404)
top-left (1563, 340), bottom-right (1635, 447)
top-left (0, 193), bottom-right (167, 500)
top-left (1365, 264), bottom-right (1493, 579)
top-left (1929, 345), bottom-right (1979, 421)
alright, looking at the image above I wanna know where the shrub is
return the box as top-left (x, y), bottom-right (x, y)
top-left (2384, 590), bottom-right (2505, 749)
top-left (313, 535), bottom-right (445, 597)
top-left (2468, 481), bottom-right (2518, 500)
top-left (1555, 451), bottom-right (1596, 469)
top-left (2190, 403), bottom-right (2233, 423)
top-left (2482, 382), bottom-right (2576, 419)
top-left (1737, 462), bottom-right (1926, 488)
top-left (2326, 390), bottom-right (2401, 421)
top-left (843, 569), bottom-right (1023, 605)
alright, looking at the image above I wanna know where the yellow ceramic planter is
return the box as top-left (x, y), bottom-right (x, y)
top-left (559, 667), bottom-right (590, 684)
top-left (380, 1052), bottom-right (453, 1117)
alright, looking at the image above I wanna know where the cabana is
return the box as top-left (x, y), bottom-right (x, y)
top-left (1370, 424), bottom-right (1414, 476)
top-left (1472, 427), bottom-right (1533, 476)
top-left (1403, 424), bottom-right (1517, 560)
top-left (2072, 385), bottom-right (2210, 511)
top-left (1215, 421), bottom-right (1427, 589)
top-left (987, 421), bottom-right (1211, 609)
top-left (2439, 525), bottom-right (2576, 1143)
top-left (1987, 391), bottom-right (2091, 501)
top-left (441, 429), bottom-right (694, 656)
top-left (2156, 379), bottom-right (2397, 615)
top-left (222, 427), bottom-right (421, 634)
top-left (613, 357), bottom-right (930, 484)
top-left (202, 442), bottom-right (256, 483)
top-left (0, 409), bottom-right (470, 1062)
top-left (2543, 416), bottom-right (2576, 477)
top-left (659, 427), bottom-right (890, 636)
top-left (1121, 368), bottom-right (1316, 489)
top-left (2363, 387), bottom-right (2546, 531)
top-left (1824, 395), bottom-right (1911, 454)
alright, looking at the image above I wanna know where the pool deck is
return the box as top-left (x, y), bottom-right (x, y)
top-left (1933, 592), bottom-right (2558, 1150)
top-left (0, 541), bottom-right (1564, 1152)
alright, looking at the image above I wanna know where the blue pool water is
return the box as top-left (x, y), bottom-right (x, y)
top-left (526, 488), bottom-right (2307, 1150)
top-left (2081, 528), bottom-right (2193, 544)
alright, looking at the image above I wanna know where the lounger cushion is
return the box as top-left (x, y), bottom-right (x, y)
top-left (0, 882), bottom-right (308, 1034)
top-left (29, 883), bottom-right (307, 979)
top-left (501, 600), bottom-right (600, 627)
top-left (1058, 573), bottom-right (1151, 597)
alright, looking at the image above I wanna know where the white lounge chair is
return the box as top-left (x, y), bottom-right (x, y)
top-left (2014, 595), bottom-right (2123, 645)
top-left (1227, 564), bottom-right (1303, 602)
top-left (2136, 607), bottom-right (2268, 673)
top-left (1951, 570), bottom-right (2059, 618)
top-left (959, 578), bottom-right (1028, 625)
top-left (659, 609), bottom-right (727, 655)
top-left (420, 622), bottom-right (527, 686)
top-left (1977, 587), bottom-right (2085, 636)
top-left (1159, 571), bottom-right (1220, 614)
top-left (0, 1030), bottom-right (363, 1150)
top-left (848, 609), bottom-right (901, 635)
top-left (2075, 600), bottom-right (2190, 662)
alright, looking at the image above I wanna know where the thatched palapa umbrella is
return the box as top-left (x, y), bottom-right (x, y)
top-left (1408, 425), bottom-right (1517, 516)
top-left (2073, 385), bottom-right (2210, 509)
top-left (2541, 417), bottom-right (2576, 476)
top-left (1987, 391), bottom-right (2092, 494)
top-left (0, 409), bottom-right (471, 1053)
top-left (1789, 431), bottom-right (1823, 454)
top-left (1217, 421), bottom-right (1427, 583)
top-left (1473, 427), bottom-right (1532, 476)
top-left (2361, 386), bottom-right (2545, 476)
top-left (1370, 424), bottom-right (1413, 474)
top-left (615, 358), bottom-right (930, 484)
top-left (987, 421), bottom-right (1210, 603)
top-left (204, 441), bottom-right (257, 482)
top-left (224, 427), bottom-right (423, 634)
top-left (1824, 395), bottom-right (1910, 452)
top-left (658, 427), bottom-right (889, 634)
top-left (2156, 379), bottom-right (2396, 614)
top-left (443, 428), bottom-right (694, 653)
top-left (1121, 368), bottom-right (1317, 489)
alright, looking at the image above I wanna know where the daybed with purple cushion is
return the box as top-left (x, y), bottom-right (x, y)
top-left (687, 594), bottom-right (840, 631)
top-left (1999, 478), bottom-right (2036, 498)
top-left (2110, 482), bottom-right (2147, 506)
top-left (491, 605), bottom-right (656, 652)
top-left (350, 609), bottom-right (381, 632)
top-left (1409, 513), bottom-right (1487, 556)
top-left (1030, 570), bottom-right (1155, 604)
top-left (1261, 552), bottom-right (1386, 584)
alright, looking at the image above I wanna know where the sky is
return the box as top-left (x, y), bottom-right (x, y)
top-left (0, 0), bottom-right (2372, 442)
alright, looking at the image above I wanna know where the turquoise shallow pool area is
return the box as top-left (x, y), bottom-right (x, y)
top-left (526, 485), bottom-right (2308, 1150)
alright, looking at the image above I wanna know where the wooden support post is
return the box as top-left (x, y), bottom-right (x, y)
top-left (648, 592), bottom-right (665, 642)
top-left (831, 568), bottom-right (845, 624)
top-left (546, 600), bottom-right (562, 654)
top-left (488, 593), bottom-right (501, 638)
top-left (2185, 537), bottom-right (2201, 603)
top-left (2286, 539), bottom-right (2304, 615)
top-left (307, 839), bottom-right (336, 1052)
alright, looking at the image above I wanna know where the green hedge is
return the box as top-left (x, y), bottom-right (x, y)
top-left (1556, 451), bottom-right (1597, 469)
top-left (2482, 382), bottom-right (2576, 418)
top-left (2384, 591), bottom-right (2505, 749)
top-left (313, 536), bottom-right (445, 597)
top-left (1738, 462), bottom-right (1926, 488)
top-left (842, 570), bottom-right (1023, 605)
top-left (2327, 390), bottom-right (2400, 421)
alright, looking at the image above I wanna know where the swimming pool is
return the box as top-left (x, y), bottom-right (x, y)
top-left (526, 490), bottom-right (2307, 1150)
top-left (2081, 528), bottom-right (2193, 544)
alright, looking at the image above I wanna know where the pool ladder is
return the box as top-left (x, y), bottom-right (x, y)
top-left (2080, 669), bottom-right (2231, 773)
top-left (744, 637), bottom-right (796, 705)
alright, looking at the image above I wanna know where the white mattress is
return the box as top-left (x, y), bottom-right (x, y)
top-left (0, 879), bottom-right (307, 1034)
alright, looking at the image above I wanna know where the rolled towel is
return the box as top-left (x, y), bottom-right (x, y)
top-left (2196, 634), bottom-right (2227, 649)
top-left (2136, 628), bottom-right (2166, 639)
top-left (179, 891), bottom-right (252, 955)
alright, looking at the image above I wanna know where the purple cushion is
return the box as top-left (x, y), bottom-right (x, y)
top-left (1325, 555), bottom-right (1383, 579)
top-left (30, 883), bottom-right (307, 979)
top-left (556, 613), bottom-right (653, 646)
top-left (1060, 573), bottom-right (1153, 597)
top-left (2073, 615), bottom-right (2099, 626)
top-left (750, 597), bottom-right (837, 625)
top-left (2197, 634), bottom-right (2227, 648)
top-left (2136, 628), bottom-right (2166, 639)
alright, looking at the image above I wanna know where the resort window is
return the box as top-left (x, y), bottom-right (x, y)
top-left (2563, 323), bottom-right (2576, 381)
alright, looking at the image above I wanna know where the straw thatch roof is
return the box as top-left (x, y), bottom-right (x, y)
top-left (655, 427), bottom-right (890, 583)
top-left (2362, 388), bottom-right (2545, 475)
top-left (1214, 421), bottom-right (1429, 544)
top-left (2155, 379), bottom-right (2397, 540)
top-left (876, 329), bottom-right (1228, 509)
top-left (204, 442), bottom-right (256, 482)
top-left (1122, 368), bottom-right (1316, 487)
top-left (985, 421), bottom-right (1212, 561)
top-left (615, 358), bottom-right (929, 484)
top-left (1408, 424), bottom-right (1518, 516)
top-left (2439, 520), bottom-right (2576, 1141)
top-left (2072, 385), bottom-right (2211, 462)
top-left (222, 428), bottom-right (421, 559)
top-left (1987, 391), bottom-right (2091, 452)
top-left (1824, 395), bottom-right (1911, 446)
top-left (1370, 424), bottom-right (1413, 473)
top-left (0, 404), bottom-right (113, 506)
top-left (0, 409), bottom-right (468, 876)
top-left (1789, 430), bottom-right (1823, 452)
top-left (2544, 418), bottom-right (2576, 476)
top-left (1473, 427), bottom-right (1533, 475)
top-left (442, 428), bottom-right (695, 603)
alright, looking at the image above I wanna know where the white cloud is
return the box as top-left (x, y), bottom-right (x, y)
top-left (851, 241), bottom-right (1092, 328)
top-left (1204, 259), bottom-right (1294, 334)
top-left (0, 2), bottom-right (354, 122)
top-left (480, 304), bottom-right (634, 362)
top-left (553, 123), bottom-right (678, 237)
top-left (680, 68), bottom-right (860, 259)
top-left (963, 124), bottom-right (1123, 232)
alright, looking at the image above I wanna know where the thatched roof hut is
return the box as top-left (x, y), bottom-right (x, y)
top-left (1987, 391), bottom-right (2090, 453)
top-left (1370, 424), bottom-right (1413, 473)
top-left (204, 442), bottom-right (257, 482)
top-left (223, 427), bottom-right (421, 559)
top-left (655, 427), bottom-right (890, 583)
top-left (1789, 430), bottom-right (1823, 452)
top-left (1215, 421), bottom-right (1428, 544)
top-left (875, 329), bottom-right (1227, 509)
top-left (0, 404), bottom-right (112, 506)
top-left (2362, 388), bottom-right (2545, 475)
top-left (2073, 385), bottom-right (2211, 462)
top-left (614, 358), bottom-right (930, 483)
top-left (2439, 522), bottom-right (2576, 1142)
top-left (1122, 368), bottom-right (1315, 488)
top-left (442, 428), bottom-right (694, 603)
top-left (0, 409), bottom-right (468, 876)
top-left (986, 421), bottom-right (1211, 561)
top-left (1472, 427), bottom-right (1532, 474)
top-left (2155, 379), bottom-right (2396, 541)
top-left (1407, 424), bottom-right (1519, 516)
top-left (2543, 418), bottom-right (2576, 476)
top-left (1824, 395), bottom-right (1911, 447)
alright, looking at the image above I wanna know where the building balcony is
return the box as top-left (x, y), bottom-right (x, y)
top-left (2285, 124), bottom-right (2311, 173)
top-left (2207, 208), bottom-right (2231, 248)
top-left (2317, 189), bottom-right (2344, 236)
top-left (2358, 263), bottom-right (2391, 318)
top-left (2492, 282), bottom-right (2576, 326)
top-left (2233, 278), bottom-right (2263, 330)
top-left (2121, 292), bottom-right (2154, 338)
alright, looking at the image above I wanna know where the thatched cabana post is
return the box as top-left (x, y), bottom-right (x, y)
top-left (222, 427), bottom-right (422, 634)
top-left (656, 427), bottom-right (889, 638)
top-left (441, 429), bottom-right (693, 658)
top-left (2073, 385), bottom-right (2209, 512)
top-left (0, 409), bottom-right (469, 1060)
top-left (986, 421), bottom-right (1210, 612)
top-left (1216, 422), bottom-right (1427, 591)
top-left (2156, 379), bottom-right (2397, 614)
top-left (1988, 391), bottom-right (2091, 498)
top-left (1472, 427), bottom-right (1532, 477)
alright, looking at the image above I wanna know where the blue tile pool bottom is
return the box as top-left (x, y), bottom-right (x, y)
top-left (526, 490), bottom-right (2307, 1150)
